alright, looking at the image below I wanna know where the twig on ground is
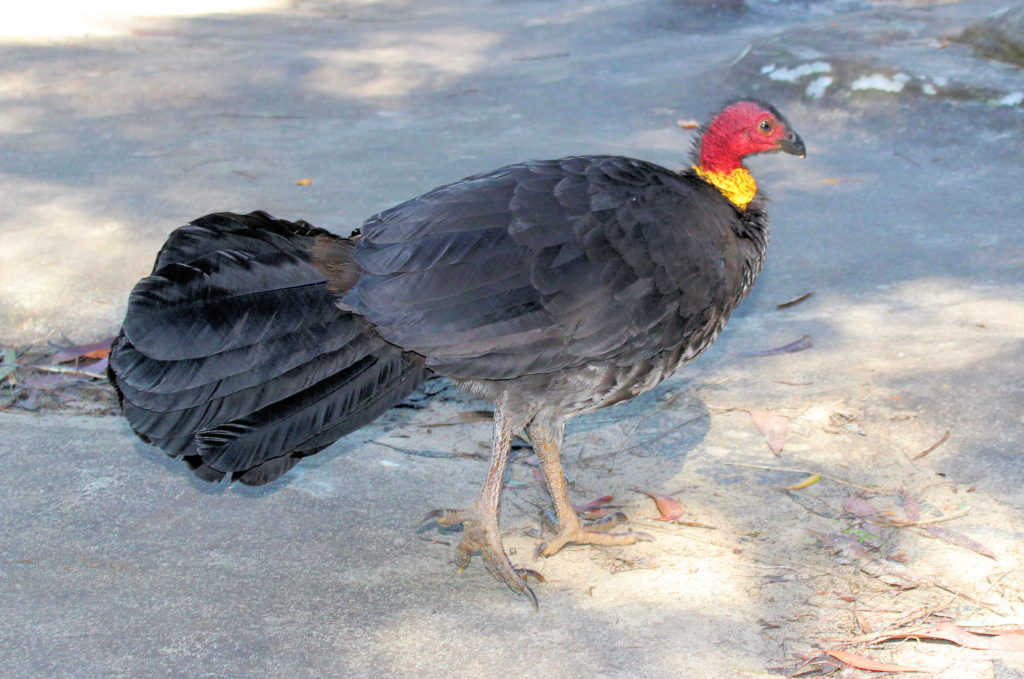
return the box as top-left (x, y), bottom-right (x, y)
top-left (724, 462), bottom-right (889, 494)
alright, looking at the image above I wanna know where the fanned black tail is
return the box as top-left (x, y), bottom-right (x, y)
top-left (109, 211), bottom-right (428, 485)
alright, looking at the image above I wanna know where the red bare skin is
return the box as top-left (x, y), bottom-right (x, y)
top-left (698, 100), bottom-right (803, 173)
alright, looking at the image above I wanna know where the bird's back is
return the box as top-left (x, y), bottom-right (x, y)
top-left (338, 155), bottom-right (770, 387)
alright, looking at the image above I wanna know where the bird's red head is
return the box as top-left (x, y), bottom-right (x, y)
top-left (696, 100), bottom-right (805, 174)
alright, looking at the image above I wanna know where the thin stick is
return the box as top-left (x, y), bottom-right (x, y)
top-left (724, 462), bottom-right (889, 494)
top-left (869, 507), bottom-right (971, 528)
top-left (27, 364), bottom-right (107, 379)
top-left (912, 430), bottom-right (950, 460)
top-left (579, 412), bottom-right (710, 462)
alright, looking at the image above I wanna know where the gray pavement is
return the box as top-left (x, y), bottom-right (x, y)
top-left (2, 1), bottom-right (1024, 677)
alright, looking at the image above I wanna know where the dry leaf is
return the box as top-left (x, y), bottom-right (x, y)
top-left (785, 473), bottom-right (821, 490)
top-left (923, 525), bottom-right (996, 559)
top-left (789, 652), bottom-right (843, 676)
top-left (585, 495), bottom-right (615, 510)
top-left (824, 648), bottom-right (924, 673)
top-left (633, 489), bottom-right (684, 521)
top-left (842, 496), bottom-right (877, 517)
top-left (50, 338), bottom-right (115, 364)
top-left (295, 178), bottom-right (313, 186)
top-left (877, 623), bottom-right (1024, 652)
top-left (855, 611), bottom-right (873, 634)
top-left (745, 409), bottom-right (788, 455)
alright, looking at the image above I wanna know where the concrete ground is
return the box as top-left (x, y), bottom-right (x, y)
top-left (2, 1), bottom-right (1023, 677)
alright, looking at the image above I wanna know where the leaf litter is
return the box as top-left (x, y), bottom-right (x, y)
top-left (743, 408), bottom-right (789, 455)
top-left (0, 339), bottom-right (118, 415)
top-left (632, 489), bottom-right (685, 521)
top-left (794, 647), bottom-right (926, 675)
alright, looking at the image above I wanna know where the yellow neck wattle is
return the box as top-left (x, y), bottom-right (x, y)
top-left (692, 165), bottom-right (757, 210)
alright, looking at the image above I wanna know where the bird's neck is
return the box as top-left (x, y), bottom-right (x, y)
top-left (692, 164), bottom-right (757, 210)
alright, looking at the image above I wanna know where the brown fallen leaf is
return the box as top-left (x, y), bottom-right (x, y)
top-left (573, 493), bottom-right (616, 516)
top-left (789, 651), bottom-right (843, 677)
top-left (584, 495), bottom-right (615, 510)
top-left (876, 622), bottom-right (1024, 652)
top-left (633, 489), bottom-right (684, 521)
top-left (50, 338), bottom-right (115, 364)
top-left (824, 648), bottom-right (924, 673)
top-left (842, 496), bottom-right (877, 517)
top-left (855, 611), bottom-right (873, 634)
top-left (295, 178), bottom-right (313, 186)
top-left (923, 525), bottom-right (996, 559)
top-left (744, 409), bottom-right (788, 455)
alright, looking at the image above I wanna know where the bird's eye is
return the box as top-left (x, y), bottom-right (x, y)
top-left (759, 118), bottom-right (776, 134)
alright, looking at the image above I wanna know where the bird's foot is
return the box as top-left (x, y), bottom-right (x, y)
top-left (423, 508), bottom-right (545, 608)
top-left (536, 524), bottom-right (641, 558)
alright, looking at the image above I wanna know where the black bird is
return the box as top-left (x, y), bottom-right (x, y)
top-left (110, 99), bottom-right (805, 606)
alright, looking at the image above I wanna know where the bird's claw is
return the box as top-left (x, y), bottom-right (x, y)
top-left (426, 506), bottom-right (544, 609)
top-left (421, 507), bottom-right (466, 527)
top-left (535, 527), bottom-right (640, 559)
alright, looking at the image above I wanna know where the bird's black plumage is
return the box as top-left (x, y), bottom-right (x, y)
top-left (109, 211), bottom-right (427, 485)
top-left (343, 156), bottom-right (768, 381)
top-left (109, 99), bottom-right (804, 604)
top-left (111, 158), bottom-right (769, 482)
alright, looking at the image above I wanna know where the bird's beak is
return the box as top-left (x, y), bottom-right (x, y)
top-left (777, 130), bottom-right (806, 158)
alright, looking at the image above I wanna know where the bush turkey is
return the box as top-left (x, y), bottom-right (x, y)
top-left (110, 99), bottom-right (805, 606)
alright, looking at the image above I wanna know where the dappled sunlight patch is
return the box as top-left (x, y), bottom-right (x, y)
top-left (4, 1), bottom-right (291, 41)
top-left (305, 30), bottom-right (500, 100)
top-left (348, 491), bottom-right (781, 673)
top-left (0, 192), bottom-right (149, 342)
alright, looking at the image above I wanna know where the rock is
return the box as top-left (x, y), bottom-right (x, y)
top-left (729, 7), bottom-right (1024, 106)
top-left (957, 5), bottom-right (1024, 68)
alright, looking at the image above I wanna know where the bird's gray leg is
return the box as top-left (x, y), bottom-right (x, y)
top-left (426, 396), bottom-right (543, 607)
top-left (528, 417), bottom-right (638, 558)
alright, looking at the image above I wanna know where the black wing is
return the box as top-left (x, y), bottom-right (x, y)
top-left (110, 212), bottom-right (427, 485)
top-left (341, 156), bottom-right (746, 380)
